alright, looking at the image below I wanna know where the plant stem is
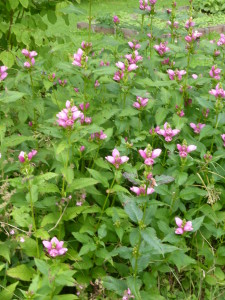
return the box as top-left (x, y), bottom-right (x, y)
top-left (88, 0), bottom-right (92, 42)
top-left (210, 111), bottom-right (219, 152)
top-left (7, 10), bottom-right (14, 49)
top-left (28, 181), bottom-right (39, 258)
top-left (141, 15), bottom-right (144, 33)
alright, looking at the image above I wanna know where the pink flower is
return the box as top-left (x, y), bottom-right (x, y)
top-left (139, 0), bottom-right (151, 11)
top-left (154, 42), bottom-right (170, 56)
top-left (125, 50), bottom-right (143, 64)
top-left (24, 62), bottom-right (31, 68)
top-left (133, 96), bottom-right (149, 109)
top-left (209, 65), bottom-right (221, 80)
top-left (167, 21), bottom-right (179, 28)
top-left (214, 50), bottom-right (220, 57)
top-left (113, 70), bottom-right (124, 82)
top-left (113, 15), bottom-right (120, 24)
top-left (157, 122), bottom-right (180, 142)
top-left (190, 123), bottom-right (205, 134)
top-left (130, 185), bottom-right (154, 196)
top-left (18, 150), bottom-right (37, 163)
top-left (91, 131), bottom-right (107, 141)
top-left (56, 100), bottom-right (83, 128)
top-left (80, 145), bottom-right (85, 152)
top-left (74, 87), bottom-right (79, 93)
top-left (139, 147), bottom-right (161, 165)
top-left (175, 217), bottom-right (193, 235)
top-left (72, 48), bottom-right (88, 67)
top-left (105, 148), bottom-right (129, 169)
top-left (202, 108), bottom-right (209, 118)
top-left (192, 74), bottom-right (198, 79)
top-left (221, 134), bottom-right (225, 146)
top-left (177, 144), bottom-right (197, 158)
top-left (185, 18), bottom-right (195, 29)
top-left (22, 49), bottom-right (37, 67)
top-left (20, 237), bottom-right (25, 243)
top-left (122, 288), bottom-right (135, 300)
top-left (217, 33), bottom-right (225, 46)
top-left (43, 237), bottom-right (68, 257)
top-left (81, 41), bottom-right (92, 50)
top-left (27, 150), bottom-right (37, 160)
top-left (209, 83), bottom-right (225, 98)
top-left (0, 65), bottom-right (8, 81)
top-left (95, 80), bottom-right (100, 87)
top-left (79, 102), bottom-right (90, 111)
top-left (204, 152), bottom-right (212, 162)
top-left (128, 41), bottom-right (141, 50)
top-left (18, 151), bottom-right (25, 163)
top-left (167, 69), bottom-right (186, 81)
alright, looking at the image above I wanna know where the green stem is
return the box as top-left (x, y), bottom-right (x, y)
top-left (88, 0), bottom-right (92, 42)
top-left (149, 14), bottom-right (154, 57)
top-left (7, 10), bottom-right (14, 49)
top-left (97, 175), bottom-right (116, 229)
top-left (141, 15), bottom-right (144, 33)
top-left (28, 181), bottom-right (39, 258)
top-left (210, 111), bottom-right (219, 152)
top-left (123, 92), bottom-right (127, 109)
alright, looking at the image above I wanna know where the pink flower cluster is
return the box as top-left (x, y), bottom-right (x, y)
top-left (18, 150), bottom-right (37, 163)
top-left (72, 48), bottom-right (88, 68)
top-left (91, 131), bottom-right (107, 141)
top-left (0, 66), bottom-right (8, 81)
top-left (79, 102), bottom-right (92, 125)
top-left (185, 18), bottom-right (195, 29)
top-left (43, 237), bottom-right (68, 257)
top-left (209, 83), bottom-right (225, 98)
top-left (100, 60), bottom-right (110, 67)
top-left (122, 288), bottom-right (135, 300)
top-left (139, 0), bottom-right (151, 11)
top-left (130, 185), bottom-right (154, 196)
top-left (168, 69), bottom-right (186, 81)
top-left (154, 42), bottom-right (170, 56)
top-left (221, 134), bottom-right (225, 146)
top-left (185, 31), bottom-right (202, 43)
top-left (113, 15), bottom-right (120, 24)
top-left (105, 148), bottom-right (129, 169)
top-left (139, 147), bottom-right (161, 165)
top-left (157, 122), bottom-right (180, 142)
top-left (128, 41), bottom-right (141, 50)
top-left (56, 100), bottom-right (83, 128)
top-left (217, 33), bottom-right (225, 46)
top-left (177, 143), bottom-right (196, 158)
top-left (125, 50), bottom-right (143, 64)
top-left (133, 96), bottom-right (149, 109)
top-left (167, 21), bottom-right (179, 29)
top-left (209, 65), bottom-right (221, 80)
top-left (190, 123), bottom-right (205, 134)
top-left (22, 49), bottom-right (38, 68)
top-left (113, 61), bottom-right (138, 82)
top-left (175, 217), bottom-right (193, 235)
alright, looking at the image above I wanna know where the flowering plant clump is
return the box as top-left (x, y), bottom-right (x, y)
top-left (1, 0), bottom-right (225, 299)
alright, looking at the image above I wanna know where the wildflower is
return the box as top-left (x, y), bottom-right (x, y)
top-left (190, 123), bottom-right (205, 134)
top-left (81, 41), bottom-right (92, 50)
top-left (139, 0), bottom-right (151, 12)
top-left (177, 143), bottom-right (197, 158)
top-left (42, 237), bottom-right (68, 257)
top-left (22, 49), bottom-right (37, 68)
top-left (105, 148), bottom-right (129, 169)
top-left (0, 66), bottom-right (8, 81)
top-left (80, 145), bottom-right (85, 152)
top-left (122, 288), bottom-right (135, 300)
top-left (157, 122), bottom-right (180, 142)
top-left (113, 15), bottom-right (120, 24)
top-left (128, 41), bottom-right (141, 50)
top-left (18, 150), bottom-right (37, 163)
top-left (95, 80), bottom-right (100, 87)
top-left (202, 108), bottom-right (209, 118)
top-left (167, 69), bottom-right (186, 81)
top-left (79, 102), bottom-right (90, 111)
top-left (175, 217), bottom-right (193, 235)
top-left (58, 79), bottom-right (67, 87)
top-left (56, 100), bottom-right (83, 128)
top-left (192, 74), bottom-right (198, 79)
top-left (217, 33), bottom-right (225, 46)
top-left (167, 21), bottom-right (179, 29)
top-left (209, 65), bottom-right (221, 80)
top-left (209, 83), bottom-right (225, 98)
top-left (175, 105), bottom-right (185, 117)
top-left (214, 50), bottom-right (220, 57)
top-left (221, 134), bottom-right (225, 146)
top-left (139, 145), bottom-right (161, 165)
top-left (133, 96), bottom-right (149, 109)
top-left (185, 18), bottom-right (195, 29)
top-left (125, 50), bottom-right (143, 64)
top-left (154, 42), bottom-right (170, 56)
top-left (10, 229), bottom-right (15, 235)
top-left (74, 87), bottom-right (79, 93)
top-left (72, 48), bottom-right (88, 68)
top-left (204, 152), bottom-right (212, 162)
top-left (20, 237), bottom-right (25, 243)
top-left (91, 131), bottom-right (107, 141)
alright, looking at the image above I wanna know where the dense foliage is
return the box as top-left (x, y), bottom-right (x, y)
top-left (193, 0), bottom-right (225, 14)
top-left (0, 0), bottom-right (225, 299)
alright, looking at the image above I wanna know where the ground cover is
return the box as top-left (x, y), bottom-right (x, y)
top-left (0, 0), bottom-right (225, 299)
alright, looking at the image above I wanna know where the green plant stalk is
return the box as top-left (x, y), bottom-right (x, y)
top-left (149, 14), bottom-right (154, 57)
top-left (88, 0), bottom-right (92, 42)
top-left (7, 10), bottom-right (14, 50)
top-left (141, 14), bottom-right (145, 33)
top-left (28, 181), bottom-right (40, 258)
top-left (210, 110), bottom-right (219, 152)
top-left (29, 70), bottom-right (37, 125)
top-left (97, 175), bottom-right (116, 229)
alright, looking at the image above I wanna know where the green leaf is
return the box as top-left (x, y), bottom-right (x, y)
top-left (7, 264), bottom-right (35, 281)
top-left (19, 0), bottom-right (28, 8)
top-left (9, 0), bottom-right (19, 9)
top-left (34, 259), bottom-right (50, 275)
top-left (111, 184), bottom-right (130, 194)
top-left (62, 167), bottom-right (74, 185)
top-left (124, 202), bottom-right (143, 223)
top-left (53, 295), bottom-right (78, 300)
top-left (0, 91), bottom-right (25, 103)
top-left (72, 232), bottom-right (93, 244)
top-left (0, 281), bottom-right (19, 300)
top-left (26, 185), bottom-right (38, 203)
top-left (68, 178), bottom-right (99, 191)
top-left (103, 276), bottom-right (127, 295)
top-left (20, 238), bottom-right (38, 257)
top-left (180, 187), bottom-right (207, 200)
top-left (141, 228), bottom-right (164, 255)
top-left (0, 51), bottom-right (14, 68)
top-left (79, 244), bottom-right (97, 256)
top-left (155, 107), bottom-right (168, 125)
top-left (94, 158), bottom-right (111, 170)
top-left (168, 251), bottom-right (195, 271)
top-left (87, 168), bottom-right (109, 187)
top-left (0, 243), bottom-right (11, 262)
top-left (192, 216), bottom-right (205, 232)
top-left (4, 134), bottom-right (34, 147)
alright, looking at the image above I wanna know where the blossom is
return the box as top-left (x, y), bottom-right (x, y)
top-left (209, 83), bottom-right (225, 98)
top-left (80, 146), bottom-right (85, 152)
top-left (221, 134), bottom-right (225, 146)
top-left (167, 21), bottom-right (179, 28)
top-left (72, 48), bottom-right (88, 67)
top-left (139, 0), bottom-right (151, 11)
top-left (130, 185), bottom-right (154, 196)
top-left (43, 237), bottom-right (68, 257)
top-left (128, 41), bottom-right (141, 50)
top-left (190, 123), bottom-right (205, 134)
top-left (209, 65), bottom-right (221, 80)
top-left (204, 152), bottom-right (212, 162)
top-left (113, 15), bottom-right (120, 24)
top-left (139, 146), bottom-right (161, 165)
top-left (175, 217), bottom-right (193, 235)
top-left (56, 100), bottom-right (83, 128)
top-left (192, 74), bottom-right (198, 79)
top-left (217, 33), bottom-right (225, 46)
top-left (133, 96), bottom-right (149, 109)
top-left (185, 18), bottom-right (195, 29)
top-left (177, 144), bottom-right (197, 158)
top-left (95, 80), bottom-right (100, 87)
top-left (157, 122), bottom-right (180, 142)
top-left (0, 66), bottom-right (8, 81)
top-left (202, 108), bottom-right (209, 118)
top-left (81, 41), bottom-right (92, 50)
top-left (79, 102), bottom-right (90, 111)
top-left (154, 42), bottom-right (170, 56)
top-left (122, 288), bottom-right (135, 300)
top-left (125, 50), bottom-right (143, 64)
top-left (185, 31), bottom-right (202, 43)
top-left (167, 69), bottom-right (186, 81)
top-left (18, 150), bottom-right (37, 163)
top-left (91, 131), bottom-right (107, 141)
top-left (105, 148), bottom-right (129, 169)
top-left (22, 49), bottom-right (37, 68)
